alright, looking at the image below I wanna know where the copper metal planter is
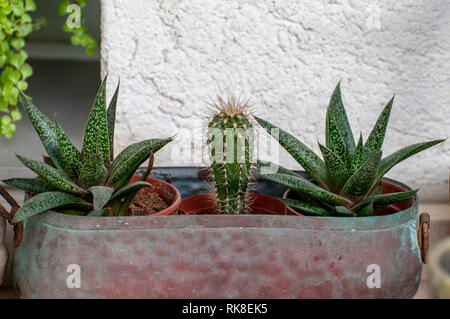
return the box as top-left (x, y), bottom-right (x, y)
top-left (2, 168), bottom-right (429, 298)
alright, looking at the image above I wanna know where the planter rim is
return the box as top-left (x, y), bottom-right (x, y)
top-left (29, 177), bottom-right (417, 231)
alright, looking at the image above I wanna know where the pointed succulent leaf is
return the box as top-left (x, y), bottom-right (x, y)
top-left (363, 97), bottom-right (394, 159)
top-left (335, 206), bottom-right (356, 217)
top-left (255, 116), bottom-right (328, 188)
top-left (88, 186), bottom-right (114, 210)
top-left (81, 77), bottom-right (110, 165)
top-left (13, 192), bottom-right (92, 222)
top-left (19, 93), bottom-right (64, 168)
top-left (256, 160), bottom-right (299, 177)
top-left (280, 198), bottom-right (331, 216)
top-left (370, 181), bottom-right (383, 196)
top-left (350, 133), bottom-right (364, 175)
top-left (16, 155), bottom-right (85, 195)
top-left (108, 138), bottom-right (172, 188)
top-left (43, 155), bottom-right (56, 168)
top-left (375, 140), bottom-right (445, 184)
top-left (54, 121), bottom-right (82, 177)
top-left (88, 208), bottom-right (111, 217)
top-left (353, 189), bottom-right (418, 213)
top-left (116, 194), bottom-right (136, 217)
top-left (3, 178), bottom-right (56, 194)
top-left (107, 81), bottom-right (120, 162)
top-left (326, 82), bottom-right (356, 155)
top-left (260, 172), bottom-right (352, 207)
top-left (55, 209), bottom-right (88, 216)
top-left (341, 151), bottom-right (382, 198)
top-left (354, 201), bottom-right (374, 217)
top-left (318, 143), bottom-right (349, 192)
top-left (326, 112), bottom-right (351, 168)
top-left (110, 181), bottom-right (151, 201)
top-left (78, 154), bottom-right (108, 189)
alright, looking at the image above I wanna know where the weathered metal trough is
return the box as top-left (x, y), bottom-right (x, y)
top-left (1, 167), bottom-right (429, 298)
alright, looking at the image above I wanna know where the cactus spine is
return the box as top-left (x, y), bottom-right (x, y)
top-left (207, 97), bottom-right (253, 214)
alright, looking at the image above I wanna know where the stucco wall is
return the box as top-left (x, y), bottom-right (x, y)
top-left (100, 0), bottom-right (450, 201)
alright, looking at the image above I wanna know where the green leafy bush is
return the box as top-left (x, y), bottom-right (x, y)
top-left (4, 77), bottom-right (172, 221)
top-left (0, 0), bottom-right (96, 138)
top-left (256, 83), bottom-right (444, 217)
top-left (0, 0), bottom-right (43, 138)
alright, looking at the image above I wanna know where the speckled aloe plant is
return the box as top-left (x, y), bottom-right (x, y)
top-left (207, 97), bottom-right (254, 214)
top-left (255, 83), bottom-right (444, 217)
top-left (4, 77), bottom-right (172, 222)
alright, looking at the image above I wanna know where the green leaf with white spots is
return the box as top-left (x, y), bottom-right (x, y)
top-left (256, 160), bottom-right (299, 177)
top-left (370, 181), bottom-right (383, 196)
top-left (107, 81), bottom-right (120, 162)
top-left (88, 186), bottom-right (114, 210)
top-left (16, 155), bottom-right (85, 195)
top-left (374, 140), bottom-right (445, 185)
top-left (326, 82), bottom-right (356, 156)
top-left (353, 189), bottom-right (418, 213)
top-left (354, 201), bottom-right (374, 217)
top-left (110, 181), bottom-right (151, 201)
top-left (42, 155), bottom-right (57, 168)
top-left (55, 209), bottom-right (88, 216)
top-left (280, 198), bottom-right (331, 216)
top-left (88, 208), bottom-right (111, 217)
top-left (350, 134), bottom-right (364, 175)
top-left (108, 138), bottom-right (172, 188)
top-left (3, 178), bottom-right (56, 194)
top-left (19, 93), bottom-right (64, 169)
top-left (255, 116), bottom-right (328, 188)
top-left (78, 154), bottom-right (108, 189)
top-left (363, 97), bottom-right (394, 159)
top-left (335, 206), bottom-right (356, 217)
top-left (54, 121), bottom-right (82, 178)
top-left (342, 151), bottom-right (382, 199)
top-left (260, 172), bottom-right (352, 207)
top-left (326, 112), bottom-right (351, 168)
top-left (13, 192), bottom-right (92, 222)
top-left (318, 143), bottom-right (348, 192)
top-left (81, 77), bottom-right (110, 165)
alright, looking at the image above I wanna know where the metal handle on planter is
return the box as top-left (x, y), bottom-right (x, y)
top-left (418, 212), bottom-right (430, 264)
top-left (0, 184), bottom-right (23, 248)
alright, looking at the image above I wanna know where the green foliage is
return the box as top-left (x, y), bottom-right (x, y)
top-left (256, 83), bottom-right (444, 217)
top-left (207, 97), bottom-right (253, 214)
top-left (59, 0), bottom-right (97, 55)
top-left (0, 0), bottom-right (43, 138)
top-left (8, 77), bottom-right (172, 222)
top-left (1, 0), bottom-right (97, 138)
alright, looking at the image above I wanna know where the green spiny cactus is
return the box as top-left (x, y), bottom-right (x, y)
top-left (207, 97), bottom-right (254, 214)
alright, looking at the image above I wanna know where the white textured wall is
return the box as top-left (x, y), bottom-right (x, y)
top-left (101, 0), bottom-right (450, 201)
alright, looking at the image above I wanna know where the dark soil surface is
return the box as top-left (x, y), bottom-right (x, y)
top-left (126, 192), bottom-right (169, 216)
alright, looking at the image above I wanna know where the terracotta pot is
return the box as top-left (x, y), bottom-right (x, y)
top-left (128, 175), bottom-right (181, 216)
top-left (179, 192), bottom-right (292, 215)
top-left (282, 180), bottom-right (413, 216)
